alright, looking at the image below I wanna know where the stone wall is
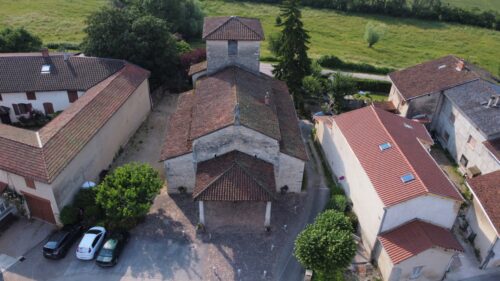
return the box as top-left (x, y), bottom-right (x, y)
top-left (277, 153), bottom-right (305, 193)
top-left (165, 153), bottom-right (196, 193)
top-left (206, 40), bottom-right (260, 74)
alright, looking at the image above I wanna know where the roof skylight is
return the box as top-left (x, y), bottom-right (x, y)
top-left (404, 123), bottom-right (413, 129)
top-left (41, 64), bottom-right (51, 74)
top-left (401, 173), bottom-right (415, 183)
top-left (379, 142), bottom-right (392, 151)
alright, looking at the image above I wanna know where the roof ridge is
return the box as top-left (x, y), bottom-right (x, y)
top-left (370, 106), bottom-right (430, 197)
top-left (233, 17), bottom-right (263, 40)
top-left (234, 158), bottom-right (275, 199)
top-left (193, 162), bottom-right (237, 199)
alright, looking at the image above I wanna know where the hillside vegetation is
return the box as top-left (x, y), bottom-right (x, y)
top-left (0, 0), bottom-right (498, 74)
top-left (443, 0), bottom-right (500, 13)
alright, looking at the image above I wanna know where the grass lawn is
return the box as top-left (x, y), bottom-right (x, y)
top-left (353, 93), bottom-right (388, 102)
top-left (0, 0), bottom-right (498, 74)
top-left (443, 0), bottom-right (500, 13)
top-left (201, 1), bottom-right (500, 74)
top-left (0, 0), bottom-right (106, 44)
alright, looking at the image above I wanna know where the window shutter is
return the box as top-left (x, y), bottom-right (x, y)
top-left (0, 93), bottom-right (2, 101)
top-left (27, 103), bottom-right (33, 112)
top-left (12, 104), bottom-right (20, 115)
top-left (67, 90), bottom-right (78, 103)
top-left (43, 103), bottom-right (54, 114)
top-left (26, 91), bottom-right (36, 100)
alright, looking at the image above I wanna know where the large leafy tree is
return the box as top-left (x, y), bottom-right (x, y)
top-left (0, 27), bottom-right (42, 52)
top-left (96, 163), bottom-right (163, 230)
top-left (294, 210), bottom-right (356, 276)
top-left (326, 72), bottom-right (358, 114)
top-left (272, 0), bottom-right (311, 108)
top-left (81, 7), bottom-right (179, 87)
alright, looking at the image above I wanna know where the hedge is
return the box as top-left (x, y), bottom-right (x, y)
top-left (318, 55), bottom-right (395, 75)
top-left (352, 78), bottom-right (392, 93)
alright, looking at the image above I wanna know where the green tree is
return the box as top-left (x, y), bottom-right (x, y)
top-left (302, 75), bottom-right (324, 99)
top-left (138, 0), bottom-right (204, 39)
top-left (364, 22), bottom-right (384, 48)
top-left (96, 162), bottom-right (163, 230)
top-left (81, 7), bottom-right (179, 87)
top-left (294, 210), bottom-right (356, 277)
top-left (272, 0), bottom-right (312, 108)
top-left (326, 73), bottom-right (357, 114)
top-left (0, 27), bottom-right (42, 52)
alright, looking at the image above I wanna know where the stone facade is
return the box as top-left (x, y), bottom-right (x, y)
top-left (165, 125), bottom-right (305, 193)
top-left (206, 40), bottom-right (260, 75)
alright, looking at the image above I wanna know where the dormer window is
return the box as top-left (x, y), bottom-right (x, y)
top-left (228, 40), bottom-right (238, 56)
top-left (379, 142), bottom-right (392, 151)
top-left (41, 64), bottom-right (51, 74)
top-left (401, 173), bottom-right (415, 183)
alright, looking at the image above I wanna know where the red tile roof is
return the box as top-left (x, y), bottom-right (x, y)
top-left (378, 220), bottom-right (463, 264)
top-left (467, 171), bottom-right (500, 234)
top-left (330, 106), bottom-right (462, 206)
top-left (483, 138), bottom-right (500, 162)
top-left (0, 64), bottom-right (150, 183)
top-left (388, 55), bottom-right (493, 100)
top-left (188, 61), bottom-right (207, 76)
top-left (193, 151), bottom-right (275, 201)
top-left (203, 16), bottom-right (264, 41)
top-left (160, 66), bottom-right (307, 161)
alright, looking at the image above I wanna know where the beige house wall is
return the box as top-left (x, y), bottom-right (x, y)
top-left (378, 247), bottom-right (455, 281)
top-left (0, 79), bottom-right (151, 224)
top-left (466, 195), bottom-right (499, 267)
top-left (388, 85), bottom-right (408, 117)
top-left (315, 120), bottom-right (385, 251)
top-left (206, 40), bottom-right (260, 74)
top-left (164, 153), bottom-right (196, 193)
top-left (277, 153), bottom-right (305, 193)
top-left (382, 195), bottom-right (460, 232)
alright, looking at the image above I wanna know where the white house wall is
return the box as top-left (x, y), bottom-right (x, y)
top-left (315, 121), bottom-right (385, 251)
top-left (165, 153), bottom-right (196, 193)
top-left (434, 97), bottom-right (500, 174)
top-left (390, 248), bottom-right (455, 281)
top-left (382, 195), bottom-right (460, 232)
top-left (0, 90), bottom-right (84, 122)
top-left (206, 40), bottom-right (260, 74)
top-left (277, 153), bottom-right (305, 193)
top-left (388, 85), bottom-right (408, 117)
top-left (466, 196), bottom-right (499, 267)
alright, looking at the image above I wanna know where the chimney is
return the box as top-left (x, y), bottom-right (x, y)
top-left (455, 60), bottom-right (464, 71)
top-left (41, 48), bottom-right (49, 58)
top-left (264, 92), bottom-right (270, 105)
top-left (63, 52), bottom-right (70, 61)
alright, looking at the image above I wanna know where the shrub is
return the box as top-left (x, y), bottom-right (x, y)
top-left (59, 205), bottom-right (79, 225)
top-left (326, 194), bottom-right (348, 212)
top-left (364, 22), bottom-right (384, 48)
top-left (0, 27), bottom-right (42, 52)
top-left (73, 188), bottom-right (97, 210)
top-left (176, 40), bottom-right (192, 54)
top-left (318, 55), bottom-right (395, 75)
top-left (179, 48), bottom-right (206, 72)
top-left (346, 211), bottom-right (358, 233)
top-left (353, 78), bottom-right (392, 93)
top-left (45, 42), bottom-right (80, 51)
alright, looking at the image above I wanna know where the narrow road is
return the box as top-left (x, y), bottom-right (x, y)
top-left (260, 63), bottom-right (390, 82)
top-left (277, 121), bottom-right (330, 281)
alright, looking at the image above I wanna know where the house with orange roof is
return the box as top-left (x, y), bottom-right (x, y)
top-left (315, 106), bottom-right (464, 281)
top-left (465, 171), bottom-right (500, 269)
top-left (0, 51), bottom-right (151, 224)
top-left (161, 16), bottom-right (307, 227)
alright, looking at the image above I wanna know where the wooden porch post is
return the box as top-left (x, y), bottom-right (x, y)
top-left (265, 201), bottom-right (272, 227)
top-left (199, 201), bottom-right (205, 225)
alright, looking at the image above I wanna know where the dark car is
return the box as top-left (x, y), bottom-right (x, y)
top-left (95, 232), bottom-right (129, 267)
top-left (43, 224), bottom-right (84, 259)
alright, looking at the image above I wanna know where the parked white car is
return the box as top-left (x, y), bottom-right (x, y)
top-left (76, 226), bottom-right (106, 260)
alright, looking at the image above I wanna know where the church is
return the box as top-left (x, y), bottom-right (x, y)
top-left (160, 16), bottom-right (307, 227)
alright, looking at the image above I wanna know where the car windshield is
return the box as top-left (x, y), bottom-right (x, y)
top-left (99, 248), bottom-right (114, 257)
top-left (44, 241), bottom-right (58, 250)
top-left (87, 229), bottom-right (101, 235)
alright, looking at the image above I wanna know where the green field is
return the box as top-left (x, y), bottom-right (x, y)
top-left (0, 0), bottom-right (106, 43)
top-left (0, 0), bottom-right (498, 74)
top-left (443, 0), bottom-right (500, 12)
top-left (202, 1), bottom-right (499, 73)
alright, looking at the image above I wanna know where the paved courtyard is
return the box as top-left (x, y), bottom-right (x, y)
top-left (3, 94), bottom-right (325, 281)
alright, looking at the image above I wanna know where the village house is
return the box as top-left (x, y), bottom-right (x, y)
top-left (315, 106), bottom-right (464, 281)
top-left (387, 55), bottom-right (500, 176)
top-left (160, 16), bottom-right (307, 227)
top-left (464, 170), bottom-right (500, 269)
top-left (0, 51), bottom-right (151, 224)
